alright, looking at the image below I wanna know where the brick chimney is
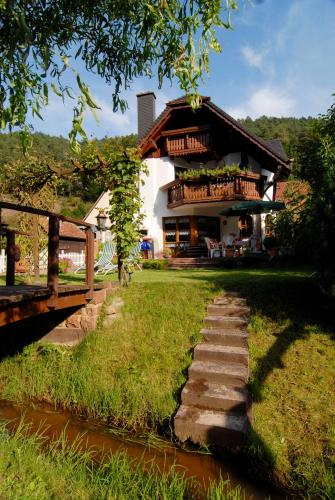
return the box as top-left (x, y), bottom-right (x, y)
top-left (137, 91), bottom-right (156, 140)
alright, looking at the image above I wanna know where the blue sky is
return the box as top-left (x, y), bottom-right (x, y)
top-left (30, 0), bottom-right (335, 139)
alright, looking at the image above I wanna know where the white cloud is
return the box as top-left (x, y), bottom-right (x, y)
top-left (95, 98), bottom-right (130, 130)
top-left (227, 87), bottom-right (295, 118)
top-left (241, 46), bottom-right (263, 69)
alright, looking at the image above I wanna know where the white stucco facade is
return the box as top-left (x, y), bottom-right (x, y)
top-left (138, 154), bottom-right (276, 257)
top-left (84, 153), bottom-right (279, 257)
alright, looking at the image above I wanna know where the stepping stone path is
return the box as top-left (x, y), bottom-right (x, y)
top-left (174, 292), bottom-right (251, 447)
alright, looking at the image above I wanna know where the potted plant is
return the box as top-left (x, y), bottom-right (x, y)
top-left (263, 236), bottom-right (280, 257)
top-left (59, 258), bottom-right (73, 273)
top-left (163, 247), bottom-right (172, 259)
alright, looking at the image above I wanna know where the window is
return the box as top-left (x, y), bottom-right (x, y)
top-left (239, 151), bottom-right (249, 170)
top-left (265, 214), bottom-right (273, 237)
top-left (164, 217), bottom-right (177, 242)
top-left (163, 217), bottom-right (191, 255)
top-left (178, 217), bottom-right (191, 242)
top-left (163, 216), bottom-right (220, 255)
top-left (239, 215), bottom-right (253, 238)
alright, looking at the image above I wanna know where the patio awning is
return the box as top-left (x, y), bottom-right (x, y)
top-left (219, 200), bottom-right (285, 217)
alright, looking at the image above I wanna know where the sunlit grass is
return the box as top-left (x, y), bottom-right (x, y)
top-left (0, 266), bottom-right (334, 496)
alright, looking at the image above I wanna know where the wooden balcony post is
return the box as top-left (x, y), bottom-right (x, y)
top-left (47, 215), bottom-right (60, 298)
top-left (6, 230), bottom-right (15, 286)
top-left (85, 227), bottom-right (94, 298)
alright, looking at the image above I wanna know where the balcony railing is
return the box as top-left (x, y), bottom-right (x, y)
top-left (166, 131), bottom-right (211, 156)
top-left (162, 125), bottom-right (211, 156)
top-left (161, 172), bottom-right (264, 208)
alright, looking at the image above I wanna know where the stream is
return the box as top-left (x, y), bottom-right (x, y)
top-left (0, 399), bottom-right (283, 499)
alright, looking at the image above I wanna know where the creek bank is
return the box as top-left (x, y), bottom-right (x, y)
top-left (0, 398), bottom-right (283, 500)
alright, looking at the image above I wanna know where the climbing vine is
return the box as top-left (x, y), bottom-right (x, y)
top-left (79, 141), bottom-right (147, 284)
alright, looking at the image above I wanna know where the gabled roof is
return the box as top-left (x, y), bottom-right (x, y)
top-left (275, 180), bottom-right (309, 203)
top-left (166, 95), bottom-right (211, 106)
top-left (264, 139), bottom-right (287, 161)
top-left (138, 95), bottom-right (291, 172)
top-left (60, 221), bottom-right (86, 240)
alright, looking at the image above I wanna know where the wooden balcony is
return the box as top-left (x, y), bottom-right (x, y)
top-left (161, 172), bottom-right (264, 208)
top-left (162, 125), bottom-right (211, 156)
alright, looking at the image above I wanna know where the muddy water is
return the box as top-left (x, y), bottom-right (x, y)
top-left (0, 400), bottom-right (281, 499)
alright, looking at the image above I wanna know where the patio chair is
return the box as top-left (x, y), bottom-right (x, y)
top-left (204, 237), bottom-right (221, 258)
top-left (124, 241), bottom-right (142, 271)
top-left (74, 241), bottom-right (117, 274)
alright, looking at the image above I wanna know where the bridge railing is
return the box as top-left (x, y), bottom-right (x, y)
top-left (0, 201), bottom-right (94, 300)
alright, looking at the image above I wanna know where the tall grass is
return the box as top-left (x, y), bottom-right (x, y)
top-left (0, 421), bottom-right (242, 499)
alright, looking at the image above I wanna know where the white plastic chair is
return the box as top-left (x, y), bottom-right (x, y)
top-left (204, 237), bottom-right (221, 258)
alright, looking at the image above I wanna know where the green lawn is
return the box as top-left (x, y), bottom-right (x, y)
top-left (0, 267), bottom-right (334, 496)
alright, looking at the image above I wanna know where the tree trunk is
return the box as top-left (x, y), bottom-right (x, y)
top-left (117, 236), bottom-right (122, 285)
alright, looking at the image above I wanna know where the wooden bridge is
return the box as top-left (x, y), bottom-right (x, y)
top-left (0, 201), bottom-right (96, 329)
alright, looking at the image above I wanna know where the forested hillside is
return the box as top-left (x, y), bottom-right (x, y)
top-left (0, 133), bottom-right (137, 217)
top-left (0, 117), bottom-right (316, 167)
top-left (238, 116), bottom-right (317, 158)
top-left (0, 132), bottom-right (137, 166)
top-left (0, 117), bottom-right (316, 217)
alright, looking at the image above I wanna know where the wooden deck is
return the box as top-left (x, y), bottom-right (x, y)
top-left (0, 284), bottom-right (98, 328)
top-left (0, 201), bottom-right (97, 329)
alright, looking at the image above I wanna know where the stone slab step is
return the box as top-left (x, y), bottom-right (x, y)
top-left (213, 296), bottom-right (247, 306)
top-left (200, 328), bottom-right (248, 347)
top-left (189, 360), bottom-right (248, 387)
top-left (204, 316), bottom-right (248, 331)
top-left (207, 304), bottom-right (250, 317)
top-left (169, 265), bottom-right (217, 269)
top-left (182, 380), bottom-right (248, 412)
top-left (40, 327), bottom-right (86, 346)
top-left (174, 405), bottom-right (248, 446)
top-left (194, 343), bottom-right (249, 366)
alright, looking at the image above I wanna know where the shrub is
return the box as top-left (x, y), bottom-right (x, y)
top-left (59, 258), bottom-right (73, 273)
top-left (141, 259), bottom-right (169, 270)
top-left (263, 236), bottom-right (280, 250)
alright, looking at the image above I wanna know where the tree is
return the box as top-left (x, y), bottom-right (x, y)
top-left (78, 141), bottom-right (147, 284)
top-left (0, 1), bottom-right (237, 151)
top-left (288, 96), bottom-right (335, 296)
top-left (0, 156), bottom-right (59, 279)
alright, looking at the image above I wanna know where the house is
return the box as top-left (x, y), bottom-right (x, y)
top-left (39, 221), bottom-right (87, 270)
top-left (86, 92), bottom-right (291, 258)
